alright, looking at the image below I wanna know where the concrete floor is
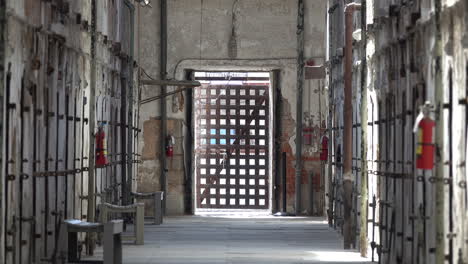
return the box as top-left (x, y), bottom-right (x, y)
top-left (88, 214), bottom-right (370, 264)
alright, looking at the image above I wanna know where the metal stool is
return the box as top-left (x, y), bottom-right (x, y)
top-left (99, 203), bottom-right (145, 245)
top-left (59, 219), bottom-right (123, 264)
top-left (131, 191), bottom-right (164, 225)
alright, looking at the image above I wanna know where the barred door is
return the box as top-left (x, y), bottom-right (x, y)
top-left (194, 84), bottom-right (270, 209)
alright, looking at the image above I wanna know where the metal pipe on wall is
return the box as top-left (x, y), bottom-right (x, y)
top-left (327, 1), bottom-right (338, 227)
top-left (273, 70), bottom-right (282, 213)
top-left (343, 2), bottom-right (361, 249)
top-left (125, 0), bottom-right (135, 206)
top-left (295, 0), bottom-right (305, 216)
top-left (434, 0), bottom-right (445, 262)
top-left (0, 0), bottom-right (5, 259)
top-left (87, 0), bottom-right (97, 254)
top-left (359, 0), bottom-right (368, 257)
top-left (327, 18), bottom-right (334, 226)
top-left (160, 0), bottom-right (168, 215)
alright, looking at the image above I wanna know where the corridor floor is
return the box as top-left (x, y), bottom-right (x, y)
top-left (117, 215), bottom-right (370, 264)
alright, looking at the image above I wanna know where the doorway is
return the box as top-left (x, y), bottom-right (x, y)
top-left (193, 72), bottom-right (271, 211)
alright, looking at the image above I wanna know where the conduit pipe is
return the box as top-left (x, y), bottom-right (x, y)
top-left (343, 2), bottom-right (361, 250)
top-left (160, 0), bottom-right (168, 215)
top-left (359, 0), bottom-right (368, 257)
top-left (295, 0), bottom-right (305, 216)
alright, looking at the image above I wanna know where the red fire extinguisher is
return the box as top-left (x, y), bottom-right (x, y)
top-left (413, 102), bottom-right (435, 170)
top-left (320, 135), bottom-right (329, 161)
top-left (95, 125), bottom-right (107, 168)
top-left (166, 135), bottom-right (175, 157)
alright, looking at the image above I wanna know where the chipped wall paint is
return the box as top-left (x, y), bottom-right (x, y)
top-left (138, 0), bottom-right (327, 215)
top-left (1, 1), bottom-right (139, 262)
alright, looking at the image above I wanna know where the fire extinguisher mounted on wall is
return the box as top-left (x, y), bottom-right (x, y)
top-left (166, 135), bottom-right (175, 157)
top-left (96, 122), bottom-right (108, 168)
top-left (413, 101), bottom-right (436, 170)
top-left (95, 97), bottom-right (108, 168)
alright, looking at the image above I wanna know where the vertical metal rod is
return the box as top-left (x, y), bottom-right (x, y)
top-left (295, 0), bottom-right (305, 216)
top-left (401, 92), bottom-right (406, 263)
top-left (371, 195), bottom-right (376, 262)
top-left (359, 0), bottom-right (368, 257)
top-left (72, 92), bottom-right (77, 218)
top-left (422, 173), bottom-right (427, 264)
top-left (378, 100), bottom-right (383, 264)
top-left (65, 93), bottom-right (69, 219)
top-left (434, 0), bottom-right (445, 262)
top-left (282, 152), bottom-right (287, 212)
top-left (120, 74), bottom-right (127, 206)
top-left (124, 0), bottom-right (135, 206)
top-left (3, 66), bottom-right (11, 263)
top-left (393, 94), bottom-right (397, 260)
top-left (32, 84), bottom-right (38, 262)
top-left (80, 90), bottom-right (85, 220)
top-left (0, 0), bottom-right (5, 259)
top-left (87, 0), bottom-right (97, 254)
top-left (343, 2), bottom-right (361, 249)
top-left (448, 68), bottom-right (454, 264)
top-left (160, 0), bottom-right (168, 215)
top-left (184, 71), bottom-right (193, 214)
top-left (19, 73), bottom-right (25, 264)
top-left (43, 43), bottom-right (51, 257)
top-left (274, 70), bottom-right (282, 213)
top-left (411, 81), bottom-right (417, 264)
top-left (327, 3), bottom-right (336, 227)
top-left (384, 99), bottom-right (390, 258)
top-left (55, 91), bottom-right (60, 228)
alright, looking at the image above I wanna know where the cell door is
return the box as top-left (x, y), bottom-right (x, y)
top-left (194, 79), bottom-right (270, 210)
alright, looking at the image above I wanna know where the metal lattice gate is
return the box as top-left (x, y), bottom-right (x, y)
top-left (194, 84), bottom-right (270, 209)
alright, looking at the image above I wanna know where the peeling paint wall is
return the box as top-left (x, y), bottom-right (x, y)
top-left (1, 1), bottom-right (139, 263)
top-left (328, 0), bottom-right (468, 262)
top-left (138, 0), bottom-right (327, 215)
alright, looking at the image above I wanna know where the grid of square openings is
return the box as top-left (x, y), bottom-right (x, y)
top-left (195, 85), bottom-right (269, 209)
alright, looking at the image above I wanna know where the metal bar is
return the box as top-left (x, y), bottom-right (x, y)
top-left (80, 89), bottom-right (86, 221)
top-left (378, 100), bottom-right (383, 264)
top-left (295, 0), bottom-right (305, 216)
top-left (160, 0), bottom-right (168, 215)
top-left (55, 90), bottom-right (60, 242)
top-left (328, 6), bottom-right (335, 221)
top-left (140, 86), bottom-right (193, 105)
top-left (359, 0), bottom-right (368, 257)
top-left (370, 195), bottom-right (376, 261)
top-left (65, 92), bottom-right (70, 219)
top-left (19, 71), bottom-right (25, 264)
top-left (125, 0), bottom-right (135, 207)
top-left (400, 90), bottom-right (406, 263)
top-left (283, 152), bottom-right (287, 212)
top-left (87, 0), bottom-right (97, 254)
top-left (434, 0), bottom-right (445, 262)
top-left (72, 87), bottom-right (77, 219)
top-left (0, 0), bottom-right (5, 259)
top-left (140, 79), bottom-right (201, 87)
top-left (447, 68), bottom-right (454, 264)
top-left (343, 2), bottom-right (361, 249)
top-left (273, 70), bottom-right (282, 213)
top-left (184, 71), bottom-right (194, 214)
top-left (32, 82), bottom-right (38, 262)
top-left (120, 77), bottom-right (127, 206)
